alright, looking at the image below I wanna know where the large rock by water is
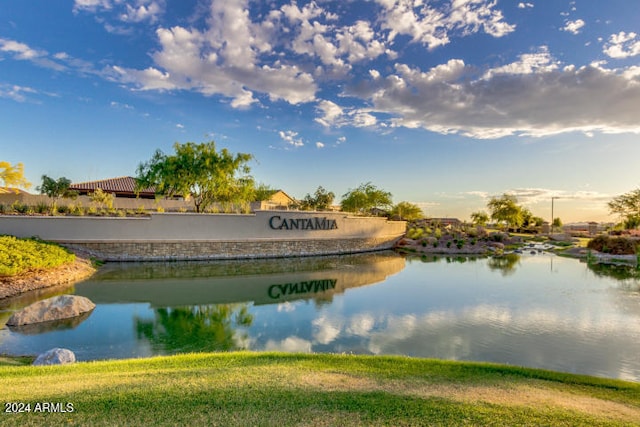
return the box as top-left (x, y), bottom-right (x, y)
top-left (33, 348), bottom-right (76, 366)
top-left (6, 295), bottom-right (95, 326)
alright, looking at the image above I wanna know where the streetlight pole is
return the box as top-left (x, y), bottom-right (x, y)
top-left (551, 197), bottom-right (559, 234)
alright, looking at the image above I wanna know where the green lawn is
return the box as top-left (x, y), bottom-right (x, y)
top-left (1, 352), bottom-right (639, 426)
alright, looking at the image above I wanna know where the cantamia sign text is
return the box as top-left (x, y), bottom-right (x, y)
top-left (269, 215), bottom-right (338, 230)
top-left (268, 279), bottom-right (338, 299)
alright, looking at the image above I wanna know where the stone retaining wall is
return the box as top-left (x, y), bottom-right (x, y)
top-left (62, 237), bottom-right (400, 261)
top-left (0, 211), bottom-right (406, 261)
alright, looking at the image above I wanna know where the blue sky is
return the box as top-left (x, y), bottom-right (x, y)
top-left (1, 0), bottom-right (639, 222)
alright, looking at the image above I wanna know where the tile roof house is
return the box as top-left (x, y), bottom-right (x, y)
top-left (69, 176), bottom-right (157, 199)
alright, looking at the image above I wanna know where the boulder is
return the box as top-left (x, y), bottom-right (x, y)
top-left (33, 348), bottom-right (76, 366)
top-left (6, 295), bottom-right (95, 326)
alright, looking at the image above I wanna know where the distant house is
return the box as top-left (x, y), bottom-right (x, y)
top-left (252, 190), bottom-right (297, 210)
top-left (69, 177), bottom-right (157, 199)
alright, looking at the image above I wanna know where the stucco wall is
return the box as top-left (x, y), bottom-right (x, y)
top-left (0, 211), bottom-right (406, 261)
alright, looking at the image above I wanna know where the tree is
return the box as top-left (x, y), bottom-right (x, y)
top-left (390, 202), bottom-right (423, 220)
top-left (90, 188), bottom-right (114, 210)
top-left (552, 217), bottom-right (563, 228)
top-left (470, 211), bottom-right (489, 226)
top-left (608, 188), bottom-right (640, 229)
top-left (300, 186), bottom-right (335, 211)
top-left (136, 141), bottom-right (255, 213)
top-left (487, 194), bottom-right (523, 230)
top-left (253, 183), bottom-right (278, 201)
top-left (37, 175), bottom-right (77, 201)
top-left (340, 182), bottom-right (392, 214)
top-left (0, 161), bottom-right (31, 191)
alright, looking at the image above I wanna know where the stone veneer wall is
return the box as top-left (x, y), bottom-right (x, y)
top-left (0, 211), bottom-right (406, 261)
top-left (63, 236), bottom-right (400, 261)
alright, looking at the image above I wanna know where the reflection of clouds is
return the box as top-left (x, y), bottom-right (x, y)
top-left (346, 313), bottom-right (375, 336)
top-left (265, 336), bottom-right (312, 353)
top-left (360, 304), bottom-right (640, 379)
top-left (277, 302), bottom-right (296, 313)
top-left (312, 315), bottom-right (341, 344)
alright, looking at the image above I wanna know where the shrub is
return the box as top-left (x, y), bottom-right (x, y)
top-left (446, 241), bottom-right (452, 248)
top-left (587, 235), bottom-right (639, 255)
top-left (0, 236), bottom-right (75, 276)
top-left (35, 202), bottom-right (50, 214)
top-left (57, 205), bottom-right (71, 214)
top-left (0, 204), bottom-right (6, 214)
top-left (11, 202), bottom-right (30, 214)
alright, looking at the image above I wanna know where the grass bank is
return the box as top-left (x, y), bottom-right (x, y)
top-left (0, 236), bottom-right (75, 277)
top-left (1, 352), bottom-right (639, 426)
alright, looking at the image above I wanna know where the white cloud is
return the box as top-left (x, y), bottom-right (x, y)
top-left (315, 99), bottom-right (344, 127)
top-left (344, 48), bottom-right (640, 138)
top-left (111, 1), bottom-right (317, 107)
top-left (603, 31), bottom-right (640, 59)
top-left (0, 83), bottom-right (38, 102)
top-left (518, 3), bottom-right (534, 9)
top-left (481, 188), bottom-right (612, 206)
top-left (278, 130), bottom-right (304, 147)
top-left (73, 0), bottom-right (111, 13)
top-left (74, 0), bottom-right (164, 23)
top-left (315, 141), bottom-right (325, 148)
top-left (376, 0), bottom-right (515, 50)
top-left (0, 38), bottom-right (66, 71)
top-left (121, 1), bottom-right (164, 23)
top-left (562, 19), bottom-right (585, 35)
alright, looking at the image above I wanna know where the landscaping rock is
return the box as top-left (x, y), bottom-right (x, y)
top-left (33, 348), bottom-right (76, 366)
top-left (6, 295), bottom-right (95, 326)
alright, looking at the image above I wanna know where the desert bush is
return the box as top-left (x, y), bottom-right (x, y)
top-left (34, 202), bottom-right (50, 214)
top-left (11, 202), bottom-right (29, 214)
top-left (587, 235), bottom-right (639, 255)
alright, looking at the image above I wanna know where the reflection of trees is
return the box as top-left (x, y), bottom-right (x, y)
top-left (135, 304), bottom-right (253, 354)
top-left (587, 263), bottom-right (640, 289)
top-left (487, 254), bottom-right (520, 276)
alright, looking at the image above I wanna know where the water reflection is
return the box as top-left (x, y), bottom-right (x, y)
top-left (74, 252), bottom-right (405, 307)
top-left (486, 253), bottom-right (521, 276)
top-left (136, 305), bottom-right (253, 353)
top-left (2, 252), bottom-right (640, 381)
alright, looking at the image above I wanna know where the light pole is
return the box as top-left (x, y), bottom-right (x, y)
top-left (551, 197), bottom-right (559, 234)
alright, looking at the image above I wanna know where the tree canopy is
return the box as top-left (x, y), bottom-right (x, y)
top-left (608, 188), bottom-right (640, 229)
top-left (470, 211), bottom-right (489, 226)
top-left (487, 194), bottom-right (524, 230)
top-left (340, 182), bottom-right (392, 214)
top-left (136, 141), bottom-right (255, 213)
top-left (0, 161), bottom-right (30, 191)
top-left (299, 186), bottom-right (335, 211)
top-left (37, 175), bottom-right (77, 200)
top-left (390, 201), bottom-right (423, 220)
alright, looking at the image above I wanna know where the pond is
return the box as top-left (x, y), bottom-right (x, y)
top-left (1, 251), bottom-right (640, 381)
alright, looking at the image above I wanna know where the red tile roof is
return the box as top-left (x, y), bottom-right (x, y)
top-left (70, 176), bottom-right (156, 197)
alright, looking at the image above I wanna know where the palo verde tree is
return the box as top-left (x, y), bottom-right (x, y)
top-left (300, 186), bottom-right (335, 211)
top-left (487, 194), bottom-right (523, 231)
top-left (0, 161), bottom-right (31, 191)
top-left (608, 188), bottom-right (640, 229)
top-left (340, 182), bottom-right (392, 215)
top-left (136, 141), bottom-right (255, 213)
top-left (470, 211), bottom-right (489, 226)
top-left (390, 201), bottom-right (423, 221)
top-left (37, 175), bottom-right (78, 208)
